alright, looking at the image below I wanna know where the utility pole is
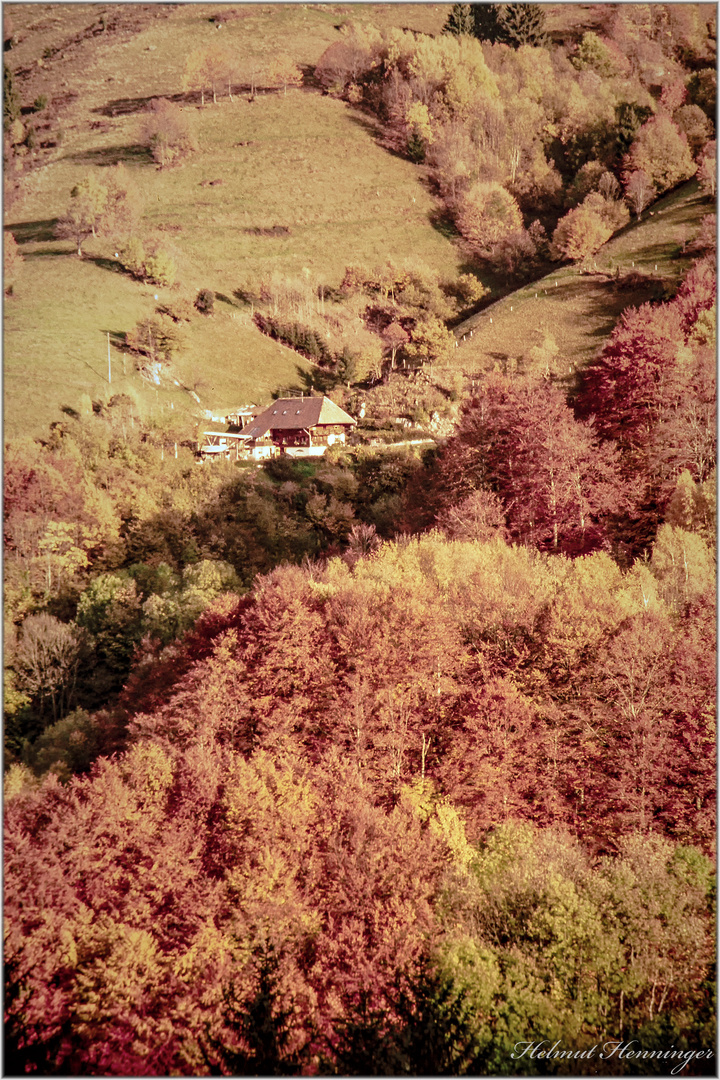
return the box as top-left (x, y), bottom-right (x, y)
top-left (107, 332), bottom-right (111, 384)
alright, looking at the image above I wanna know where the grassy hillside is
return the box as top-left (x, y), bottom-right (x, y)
top-left (4, 3), bottom-right (456, 437)
top-left (452, 179), bottom-right (712, 378)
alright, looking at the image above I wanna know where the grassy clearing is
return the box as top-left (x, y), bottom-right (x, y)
top-left (3, 244), bottom-right (315, 437)
top-left (452, 181), bottom-right (712, 379)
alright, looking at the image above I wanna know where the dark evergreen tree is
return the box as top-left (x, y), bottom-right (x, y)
top-left (471, 4), bottom-right (548, 47)
top-left (443, 3), bottom-right (475, 36)
top-left (496, 3), bottom-right (549, 47)
top-left (471, 3), bottom-right (503, 42)
top-left (330, 963), bottom-right (485, 1076)
top-left (3, 62), bottom-right (20, 131)
top-left (614, 100), bottom-right (654, 156)
top-left (206, 947), bottom-right (305, 1075)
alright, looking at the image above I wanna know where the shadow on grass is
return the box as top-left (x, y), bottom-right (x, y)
top-left (344, 108), bottom-right (383, 139)
top-left (93, 94), bottom-right (181, 117)
top-left (216, 293), bottom-right (239, 308)
top-left (93, 86), bottom-right (286, 118)
top-left (101, 330), bottom-right (128, 349)
top-left (65, 144), bottom-right (153, 167)
top-left (242, 225), bottom-right (292, 237)
top-left (283, 365), bottom-right (339, 397)
top-left (623, 239), bottom-right (688, 264)
top-left (22, 247), bottom-right (69, 260)
top-left (300, 64), bottom-right (320, 90)
top-left (5, 218), bottom-right (58, 244)
top-left (88, 255), bottom-right (129, 276)
top-left (428, 208), bottom-right (459, 241)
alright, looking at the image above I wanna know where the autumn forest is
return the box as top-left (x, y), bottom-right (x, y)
top-left (3, 2), bottom-right (717, 1075)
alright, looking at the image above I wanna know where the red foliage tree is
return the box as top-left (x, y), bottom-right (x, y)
top-left (578, 258), bottom-right (717, 535)
top-left (573, 608), bottom-right (716, 852)
top-left (437, 374), bottom-right (627, 554)
top-left (437, 677), bottom-right (567, 839)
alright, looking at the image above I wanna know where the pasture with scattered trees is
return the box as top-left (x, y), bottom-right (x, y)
top-left (3, 3), bottom-right (717, 1074)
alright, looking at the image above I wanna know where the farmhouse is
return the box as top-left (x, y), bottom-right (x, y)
top-left (198, 395), bottom-right (356, 461)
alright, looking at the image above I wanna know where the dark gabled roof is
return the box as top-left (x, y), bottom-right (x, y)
top-left (240, 396), bottom-right (356, 440)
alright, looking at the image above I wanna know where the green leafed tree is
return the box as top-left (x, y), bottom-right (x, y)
top-left (100, 164), bottom-right (144, 242)
top-left (126, 316), bottom-right (185, 364)
top-left (673, 103), bottom-right (712, 159)
top-left (143, 248), bottom-right (177, 287)
top-left (571, 31), bottom-right (624, 78)
top-left (405, 315), bottom-right (456, 368)
top-left (267, 54), bottom-right (304, 96)
top-left (183, 46), bottom-right (232, 105)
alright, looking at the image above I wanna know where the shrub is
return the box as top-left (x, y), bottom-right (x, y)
top-left (140, 98), bottom-right (197, 169)
top-left (3, 63), bottom-right (20, 131)
top-left (253, 313), bottom-right (334, 365)
top-left (144, 249), bottom-right (177, 287)
top-left (120, 236), bottom-right (146, 278)
top-left (195, 288), bottom-right (215, 315)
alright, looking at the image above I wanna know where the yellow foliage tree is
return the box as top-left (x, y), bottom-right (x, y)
top-left (267, 54), bottom-right (304, 96)
top-left (550, 202), bottom-right (613, 263)
top-left (455, 182), bottom-right (522, 251)
top-left (624, 115), bottom-right (696, 194)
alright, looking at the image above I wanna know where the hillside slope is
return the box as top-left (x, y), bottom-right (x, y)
top-left (452, 179), bottom-right (711, 377)
top-left (4, 3), bottom-right (458, 437)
